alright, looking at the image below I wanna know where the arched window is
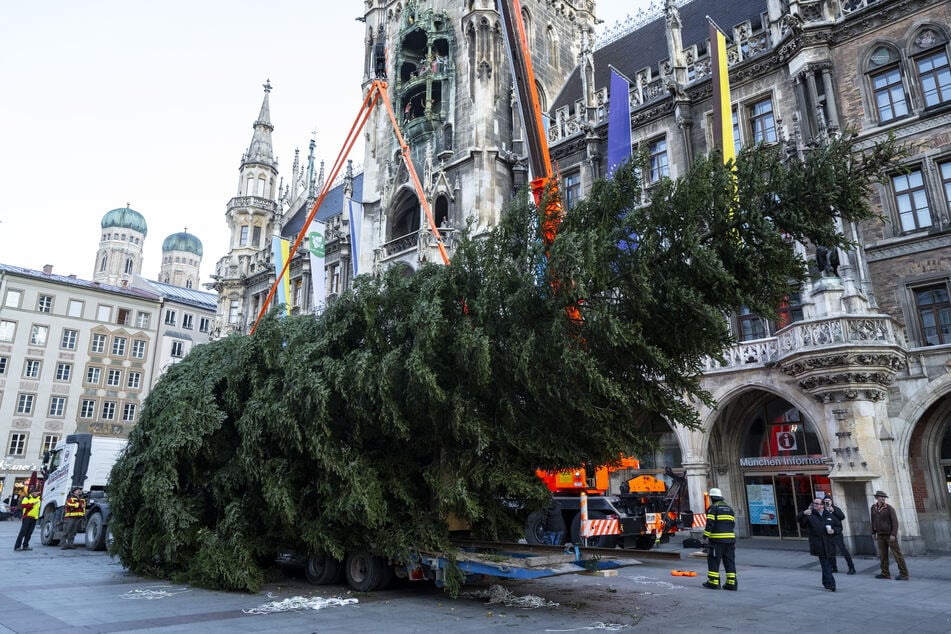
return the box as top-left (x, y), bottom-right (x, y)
top-left (909, 26), bottom-right (951, 109)
top-left (125, 258), bottom-right (134, 274)
top-left (521, 8), bottom-right (532, 44)
top-left (389, 191), bottom-right (422, 240)
top-left (546, 26), bottom-right (558, 69)
top-left (186, 279), bottom-right (193, 289)
top-left (866, 44), bottom-right (909, 124)
top-left (434, 195), bottom-right (450, 228)
top-left (100, 255), bottom-right (108, 272)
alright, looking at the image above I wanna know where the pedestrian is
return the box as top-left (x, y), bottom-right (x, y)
top-left (823, 496), bottom-right (856, 575)
top-left (14, 488), bottom-right (41, 551)
top-left (797, 497), bottom-right (839, 591)
top-left (870, 490), bottom-right (909, 580)
top-left (702, 488), bottom-right (737, 590)
top-left (61, 486), bottom-right (86, 550)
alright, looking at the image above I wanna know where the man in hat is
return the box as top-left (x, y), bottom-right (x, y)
top-left (61, 486), bottom-right (86, 550)
top-left (702, 488), bottom-right (737, 590)
top-left (870, 490), bottom-right (909, 580)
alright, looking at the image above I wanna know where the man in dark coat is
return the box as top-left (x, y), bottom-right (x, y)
top-left (798, 497), bottom-right (840, 591)
top-left (823, 496), bottom-right (856, 574)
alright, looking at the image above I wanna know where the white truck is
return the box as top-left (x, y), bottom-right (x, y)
top-left (39, 433), bottom-right (127, 550)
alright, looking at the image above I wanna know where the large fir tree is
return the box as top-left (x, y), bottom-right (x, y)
top-left (109, 134), bottom-right (900, 591)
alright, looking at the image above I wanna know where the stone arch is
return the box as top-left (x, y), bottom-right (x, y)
top-left (703, 383), bottom-right (831, 540)
top-left (388, 186), bottom-right (421, 241)
top-left (895, 374), bottom-right (951, 549)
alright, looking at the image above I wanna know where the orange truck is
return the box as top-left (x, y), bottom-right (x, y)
top-left (526, 464), bottom-right (692, 550)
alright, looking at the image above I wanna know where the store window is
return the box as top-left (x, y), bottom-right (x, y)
top-left (740, 399), bottom-right (828, 539)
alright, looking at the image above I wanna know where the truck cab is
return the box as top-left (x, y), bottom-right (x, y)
top-left (39, 433), bottom-right (127, 550)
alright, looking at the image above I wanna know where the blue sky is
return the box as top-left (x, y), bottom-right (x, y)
top-left (0, 1), bottom-right (651, 285)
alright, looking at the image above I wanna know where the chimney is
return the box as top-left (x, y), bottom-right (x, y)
top-left (42, 264), bottom-right (53, 275)
top-left (121, 280), bottom-right (128, 288)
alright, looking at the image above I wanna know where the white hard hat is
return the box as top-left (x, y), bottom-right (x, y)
top-left (709, 488), bottom-right (723, 498)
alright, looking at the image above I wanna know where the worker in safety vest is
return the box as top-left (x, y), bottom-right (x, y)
top-left (702, 487), bottom-right (737, 590)
top-left (14, 488), bottom-right (42, 551)
top-left (61, 486), bottom-right (86, 550)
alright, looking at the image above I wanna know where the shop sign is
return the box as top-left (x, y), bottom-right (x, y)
top-left (0, 459), bottom-right (39, 472)
top-left (739, 455), bottom-right (826, 468)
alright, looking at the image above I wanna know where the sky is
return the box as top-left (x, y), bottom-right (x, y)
top-left (0, 1), bottom-right (655, 287)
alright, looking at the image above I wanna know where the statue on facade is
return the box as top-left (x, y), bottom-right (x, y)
top-left (815, 246), bottom-right (839, 277)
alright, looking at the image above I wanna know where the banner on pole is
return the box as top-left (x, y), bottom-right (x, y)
top-left (308, 221), bottom-right (327, 314)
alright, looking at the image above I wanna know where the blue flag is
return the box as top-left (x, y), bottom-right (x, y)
top-left (607, 68), bottom-right (632, 178)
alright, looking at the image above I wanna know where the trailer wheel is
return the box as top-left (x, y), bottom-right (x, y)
top-left (570, 511), bottom-right (618, 548)
top-left (524, 510), bottom-right (548, 545)
top-left (305, 553), bottom-right (344, 585)
top-left (40, 510), bottom-right (60, 546)
top-left (85, 512), bottom-right (106, 551)
top-left (345, 549), bottom-right (388, 592)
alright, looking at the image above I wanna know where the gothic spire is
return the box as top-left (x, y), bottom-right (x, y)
top-left (242, 80), bottom-right (277, 170)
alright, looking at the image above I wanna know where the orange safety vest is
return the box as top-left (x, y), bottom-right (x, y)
top-left (64, 495), bottom-right (86, 518)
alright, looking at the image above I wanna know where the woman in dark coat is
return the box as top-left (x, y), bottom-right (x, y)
top-left (797, 497), bottom-right (841, 591)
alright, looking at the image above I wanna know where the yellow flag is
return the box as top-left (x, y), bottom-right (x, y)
top-left (709, 17), bottom-right (735, 167)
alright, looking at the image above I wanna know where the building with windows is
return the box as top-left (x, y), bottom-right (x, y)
top-left (536, 0), bottom-right (951, 553)
top-left (209, 0), bottom-right (951, 552)
top-left (0, 210), bottom-right (216, 499)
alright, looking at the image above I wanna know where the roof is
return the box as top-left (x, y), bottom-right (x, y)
top-left (101, 206), bottom-right (148, 235)
top-left (162, 231), bottom-right (204, 256)
top-left (0, 263), bottom-right (159, 300)
top-left (551, 0), bottom-right (768, 113)
top-left (136, 278), bottom-right (217, 311)
top-left (282, 171), bottom-right (365, 239)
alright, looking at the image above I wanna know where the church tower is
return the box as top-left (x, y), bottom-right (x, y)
top-left (94, 204), bottom-right (147, 287)
top-left (209, 81), bottom-right (281, 334)
top-left (160, 229), bottom-right (203, 288)
top-left (356, 0), bottom-right (595, 275)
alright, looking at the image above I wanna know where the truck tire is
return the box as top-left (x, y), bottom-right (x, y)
top-left (344, 548), bottom-right (389, 592)
top-left (305, 553), bottom-right (344, 585)
top-left (570, 511), bottom-right (618, 548)
top-left (40, 510), bottom-right (60, 546)
top-left (85, 512), bottom-right (106, 551)
top-left (524, 510), bottom-right (548, 545)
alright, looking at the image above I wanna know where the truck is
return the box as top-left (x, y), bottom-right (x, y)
top-left (39, 433), bottom-right (127, 550)
top-left (525, 464), bottom-right (692, 550)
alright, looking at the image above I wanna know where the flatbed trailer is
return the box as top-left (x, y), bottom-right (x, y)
top-left (283, 541), bottom-right (658, 592)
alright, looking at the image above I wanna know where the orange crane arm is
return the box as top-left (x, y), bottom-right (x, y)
top-left (496, 0), bottom-right (563, 247)
top-left (251, 80), bottom-right (449, 334)
top-left (497, 0), bottom-right (579, 325)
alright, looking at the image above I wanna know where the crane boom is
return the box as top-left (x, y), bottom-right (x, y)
top-left (497, 0), bottom-right (551, 183)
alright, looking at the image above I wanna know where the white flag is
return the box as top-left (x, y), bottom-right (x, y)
top-left (308, 220), bottom-right (326, 314)
top-left (348, 199), bottom-right (363, 277)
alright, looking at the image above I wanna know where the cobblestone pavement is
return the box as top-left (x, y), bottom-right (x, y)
top-left (1, 520), bottom-right (948, 633)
